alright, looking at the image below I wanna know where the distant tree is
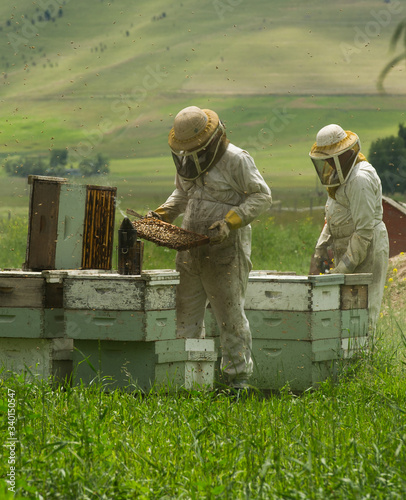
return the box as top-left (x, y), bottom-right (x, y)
top-left (46, 149), bottom-right (68, 176)
top-left (369, 124), bottom-right (406, 194)
top-left (50, 149), bottom-right (68, 168)
top-left (4, 156), bottom-right (47, 177)
top-left (78, 153), bottom-right (110, 176)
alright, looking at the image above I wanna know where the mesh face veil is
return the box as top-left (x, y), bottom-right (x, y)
top-left (309, 126), bottom-right (361, 187)
top-left (170, 121), bottom-right (226, 181)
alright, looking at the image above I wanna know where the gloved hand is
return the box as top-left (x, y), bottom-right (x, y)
top-left (146, 210), bottom-right (162, 220)
top-left (309, 248), bottom-right (329, 275)
top-left (208, 220), bottom-right (230, 244)
top-left (329, 261), bottom-right (349, 274)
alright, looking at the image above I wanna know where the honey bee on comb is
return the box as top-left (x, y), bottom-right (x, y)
top-left (130, 216), bottom-right (209, 251)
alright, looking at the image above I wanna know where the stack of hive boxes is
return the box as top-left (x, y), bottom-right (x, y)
top-left (64, 269), bottom-right (216, 391)
top-left (205, 272), bottom-right (371, 392)
top-left (0, 270), bottom-right (72, 381)
top-left (0, 268), bottom-right (371, 392)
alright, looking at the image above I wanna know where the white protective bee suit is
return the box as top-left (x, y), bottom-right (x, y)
top-left (310, 125), bottom-right (389, 331)
top-left (153, 107), bottom-right (272, 385)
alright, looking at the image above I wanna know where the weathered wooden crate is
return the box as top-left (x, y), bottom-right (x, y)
top-left (340, 273), bottom-right (371, 310)
top-left (24, 175), bottom-right (116, 271)
top-left (0, 271), bottom-right (64, 338)
top-left (0, 270), bottom-right (72, 381)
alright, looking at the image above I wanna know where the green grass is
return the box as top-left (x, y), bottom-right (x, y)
top-left (0, 216), bottom-right (27, 269)
top-left (0, 317), bottom-right (405, 499)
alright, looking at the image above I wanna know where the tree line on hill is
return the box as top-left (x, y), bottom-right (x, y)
top-left (4, 150), bottom-right (110, 178)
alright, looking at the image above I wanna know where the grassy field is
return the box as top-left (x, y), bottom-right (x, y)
top-left (1, 0), bottom-right (406, 162)
top-left (1, 0), bottom-right (406, 215)
top-left (0, 246), bottom-right (405, 499)
top-left (1, 92), bottom-right (406, 219)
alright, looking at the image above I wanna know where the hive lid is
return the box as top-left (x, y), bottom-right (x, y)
top-left (342, 273), bottom-right (373, 285)
top-left (248, 273), bottom-right (345, 285)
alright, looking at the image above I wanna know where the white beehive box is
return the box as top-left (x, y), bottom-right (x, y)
top-left (155, 339), bottom-right (217, 390)
top-left (64, 269), bottom-right (179, 342)
top-left (245, 273), bottom-right (344, 311)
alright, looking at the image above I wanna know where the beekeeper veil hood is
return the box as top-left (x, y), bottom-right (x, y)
top-left (309, 124), bottom-right (361, 187)
top-left (168, 106), bottom-right (228, 181)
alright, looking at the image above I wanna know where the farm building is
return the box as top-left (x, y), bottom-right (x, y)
top-left (382, 196), bottom-right (406, 258)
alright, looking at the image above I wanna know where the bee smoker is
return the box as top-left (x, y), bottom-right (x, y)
top-left (118, 217), bottom-right (143, 275)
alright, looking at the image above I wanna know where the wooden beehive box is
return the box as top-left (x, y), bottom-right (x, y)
top-left (205, 272), bottom-right (371, 392)
top-left (155, 339), bottom-right (217, 391)
top-left (24, 175), bottom-right (116, 271)
top-left (0, 270), bottom-right (71, 381)
top-left (65, 270), bottom-right (180, 390)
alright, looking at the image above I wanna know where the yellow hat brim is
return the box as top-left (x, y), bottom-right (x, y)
top-left (310, 130), bottom-right (358, 158)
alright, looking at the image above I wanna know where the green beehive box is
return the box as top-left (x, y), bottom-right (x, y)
top-left (66, 270), bottom-right (179, 389)
top-left (250, 337), bottom-right (341, 391)
top-left (0, 307), bottom-right (43, 338)
top-left (341, 308), bottom-right (369, 359)
top-left (65, 309), bottom-right (176, 341)
top-left (64, 270), bottom-right (179, 342)
top-left (73, 339), bottom-right (156, 391)
top-left (247, 310), bottom-right (341, 340)
top-left (0, 270), bottom-right (71, 380)
top-left (204, 271), bottom-right (371, 392)
top-left (0, 270), bottom-right (65, 339)
top-left (0, 337), bottom-right (72, 381)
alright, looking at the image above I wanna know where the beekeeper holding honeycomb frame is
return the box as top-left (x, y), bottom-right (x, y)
top-left (150, 106), bottom-right (272, 390)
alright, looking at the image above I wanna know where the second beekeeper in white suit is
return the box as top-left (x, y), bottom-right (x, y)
top-left (151, 106), bottom-right (272, 389)
top-left (309, 124), bottom-right (389, 331)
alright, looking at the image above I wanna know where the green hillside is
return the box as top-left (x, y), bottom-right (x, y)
top-left (1, 0), bottom-right (405, 214)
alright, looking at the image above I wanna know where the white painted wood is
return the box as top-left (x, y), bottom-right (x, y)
top-left (64, 278), bottom-right (144, 310)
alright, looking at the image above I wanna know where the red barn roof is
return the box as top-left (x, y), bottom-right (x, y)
top-left (382, 196), bottom-right (406, 258)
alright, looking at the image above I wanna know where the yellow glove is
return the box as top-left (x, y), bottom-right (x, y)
top-left (151, 207), bottom-right (171, 223)
top-left (224, 210), bottom-right (242, 230)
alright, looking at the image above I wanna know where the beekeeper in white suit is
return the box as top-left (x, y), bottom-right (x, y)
top-left (309, 124), bottom-right (389, 331)
top-left (150, 106), bottom-right (272, 389)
